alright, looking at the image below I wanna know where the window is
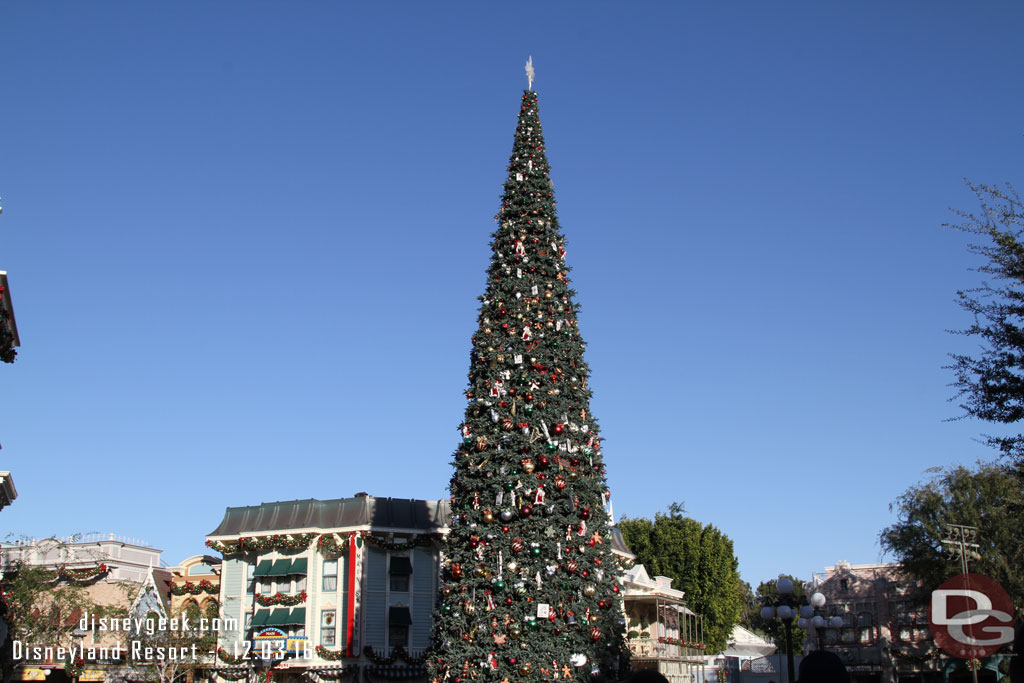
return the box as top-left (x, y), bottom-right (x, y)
top-left (247, 564), bottom-right (256, 594)
top-left (389, 624), bottom-right (409, 648)
top-left (323, 560), bottom-right (338, 592)
top-left (898, 626), bottom-right (912, 641)
top-left (840, 579), bottom-right (849, 591)
top-left (260, 578), bottom-right (273, 594)
top-left (842, 629), bottom-right (856, 644)
top-left (390, 556), bottom-right (412, 592)
top-left (321, 611), bottom-right (337, 647)
top-left (826, 630), bottom-right (839, 645)
top-left (245, 613), bottom-right (253, 631)
top-left (296, 574), bottom-right (307, 593)
top-left (859, 627), bottom-right (873, 643)
top-left (277, 577), bottom-right (291, 594)
top-left (389, 606), bottom-right (412, 650)
top-left (857, 612), bottom-right (872, 627)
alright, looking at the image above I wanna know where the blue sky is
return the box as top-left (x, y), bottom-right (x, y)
top-left (2, 2), bottom-right (1023, 587)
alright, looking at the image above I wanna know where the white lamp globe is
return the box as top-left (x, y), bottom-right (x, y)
top-left (760, 606), bottom-right (776, 621)
top-left (812, 615), bottom-right (826, 628)
top-left (810, 592), bottom-right (826, 608)
top-left (830, 616), bottom-right (844, 628)
top-left (797, 618), bottom-right (809, 629)
top-left (776, 578), bottom-right (794, 595)
top-left (800, 605), bottom-right (815, 619)
top-left (777, 605), bottom-right (794, 620)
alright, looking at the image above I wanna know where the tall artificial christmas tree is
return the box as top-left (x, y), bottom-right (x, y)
top-left (429, 67), bottom-right (628, 683)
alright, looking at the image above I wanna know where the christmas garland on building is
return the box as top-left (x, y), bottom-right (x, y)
top-left (170, 579), bottom-right (219, 595)
top-left (43, 564), bottom-right (108, 584)
top-left (362, 645), bottom-right (426, 666)
top-left (65, 657), bottom-right (85, 678)
top-left (315, 646), bottom-right (352, 662)
top-left (255, 590), bottom-right (307, 607)
top-left (891, 647), bottom-right (941, 664)
top-left (305, 666), bottom-right (358, 680)
top-left (657, 637), bottom-right (705, 650)
top-left (217, 648), bottom-right (247, 665)
top-left (317, 532), bottom-right (443, 557)
top-left (215, 668), bottom-right (251, 681)
top-left (207, 534), bottom-right (317, 555)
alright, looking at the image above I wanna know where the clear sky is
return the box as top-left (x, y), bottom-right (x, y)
top-left (2, 2), bottom-right (1023, 588)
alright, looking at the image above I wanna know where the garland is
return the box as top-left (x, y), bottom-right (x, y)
top-left (170, 579), bottom-right (219, 595)
top-left (216, 668), bottom-right (251, 681)
top-left (362, 645), bottom-right (426, 666)
top-left (657, 637), bottom-right (705, 650)
top-left (218, 648), bottom-right (247, 665)
top-left (207, 534), bottom-right (317, 555)
top-left (43, 564), bottom-right (108, 584)
top-left (315, 646), bottom-right (353, 662)
top-left (967, 658), bottom-right (982, 672)
top-left (256, 590), bottom-right (307, 606)
top-left (317, 532), bottom-right (443, 556)
top-left (306, 666), bottom-right (358, 680)
top-left (892, 647), bottom-right (942, 663)
top-left (65, 657), bottom-right (85, 678)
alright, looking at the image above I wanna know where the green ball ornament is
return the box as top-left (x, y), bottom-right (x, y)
top-left (515, 585), bottom-right (528, 597)
top-left (531, 547), bottom-right (541, 557)
top-left (494, 579), bottom-right (505, 591)
top-left (527, 619), bottom-right (538, 631)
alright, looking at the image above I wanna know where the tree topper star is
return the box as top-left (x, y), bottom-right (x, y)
top-left (525, 56), bottom-right (535, 90)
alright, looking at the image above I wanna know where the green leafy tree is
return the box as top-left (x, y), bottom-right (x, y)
top-left (618, 504), bottom-right (742, 653)
top-left (948, 182), bottom-right (1024, 467)
top-left (879, 462), bottom-right (1024, 613)
top-left (741, 575), bottom-right (807, 650)
top-left (428, 88), bottom-right (627, 683)
top-left (125, 599), bottom-right (218, 683)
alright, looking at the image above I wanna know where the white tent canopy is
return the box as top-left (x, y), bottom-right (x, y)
top-left (722, 625), bottom-right (776, 658)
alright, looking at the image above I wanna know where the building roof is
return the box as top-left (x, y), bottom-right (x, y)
top-left (609, 527), bottom-right (635, 558)
top-left (208, 495), bottom-right (451, 538)
top-left (0, 271), bottom-right (20, 349)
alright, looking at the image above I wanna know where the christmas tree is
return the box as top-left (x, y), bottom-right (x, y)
top-left (428, 82), bottom-right (628, 683)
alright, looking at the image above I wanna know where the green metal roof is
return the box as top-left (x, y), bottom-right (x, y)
top-left (269, 559), bottom-right (293, 576)
top-left (266, 609), bottom-right (291, 626)
top-left (207, 496), bottom-right (451, 537)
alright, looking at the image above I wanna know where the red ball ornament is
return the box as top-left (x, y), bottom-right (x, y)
top-left (580, 507), bottom-right (591, 520)
top-left (611, 584), bottom-right (620, 593)
top-left (582, 570), bottom-right (589, 578)
top-left (553, 423), bottom-right (565, 435)
top-left (511, 538), bottom-right (524, 553)
top-left (506, 598), bottom-right (514, 605)
top-left (525, 393), bottom-right (534, 401)
top-left (520, 505), bottom-right (532, 517)
top-left (566, 560), bottom-right (578, 573)
top-left (502, 525), bottom-right (510, 533)
top-left (591, 627), bottom-right (601, 641)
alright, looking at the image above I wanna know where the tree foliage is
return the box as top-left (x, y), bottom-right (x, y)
top-left (428, 89), bottom-right (627, 683)
top-left (740, 575), bottom-right (807, 650)
top-left (618, 504), bottom-right (742, 654)
top-left (879, 462), bottom-right (1024, 614)
top-left (948, 182), bottom-right (1024, 465)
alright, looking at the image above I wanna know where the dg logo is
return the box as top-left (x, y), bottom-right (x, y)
top-left (929, 573), bottom-right (1014, 659)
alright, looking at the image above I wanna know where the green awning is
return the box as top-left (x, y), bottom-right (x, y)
top-left (389, 606), bottom-right (412, 627)
top-left (266, 609), bottom-right (291, 626)
top-left (285, 608), bottom-right (306, 626)
top-left (290, 558), bottom-right (308, 575)
top-left (269, 559), bottom-right (293, 576)
top-left (389, 557), bottom-right (412, 575)
top-left (251, 610), bottom-right (271, 627)
top-left (253, 560), bottom-right (274, 577)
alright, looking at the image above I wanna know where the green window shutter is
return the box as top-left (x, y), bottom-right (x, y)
top-left (252, 610), bottom-right (271, 627)
top-left (290, 558), bottom-right (308, 575)
top-left (287, 608), bottom-right (307, 626)
top-left (253, 560), bottom-right (273, 577)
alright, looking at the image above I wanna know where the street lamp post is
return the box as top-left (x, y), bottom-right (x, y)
top-left (760, 578), bottom-right (844, 683)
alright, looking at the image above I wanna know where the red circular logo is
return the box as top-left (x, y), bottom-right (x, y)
top-left (929, 573), bottom-right (1014, 659)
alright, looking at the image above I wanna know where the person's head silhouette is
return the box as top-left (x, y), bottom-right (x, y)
top-left (797, 650), bottom-right (850, 683)
top-left (625, 670), bottom-right (669, 683)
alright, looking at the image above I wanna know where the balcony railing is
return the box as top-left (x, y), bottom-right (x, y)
top-left (627, 638), bottom-right (704, 661)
